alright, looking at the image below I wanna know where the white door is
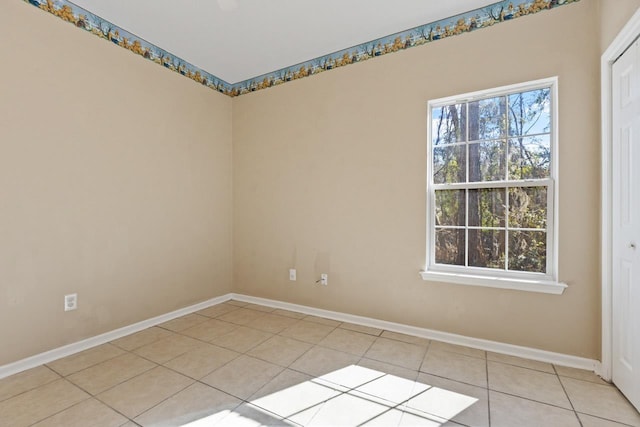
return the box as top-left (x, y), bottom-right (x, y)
top-left (612, 39), bottom-right (640, 412)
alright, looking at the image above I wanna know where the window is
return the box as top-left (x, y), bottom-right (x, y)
top-left (421, 78), bottom-right (566, 294)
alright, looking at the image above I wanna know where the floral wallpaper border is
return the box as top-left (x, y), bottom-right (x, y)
top-left (23, 0), bottom-right (579, 97)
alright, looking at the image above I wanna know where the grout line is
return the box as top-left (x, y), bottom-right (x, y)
top-left (572, 412), bottom-right (637, 427)
top-left (553, 364), bottom-right (584, 427)
top-left (88, 361), bottom-right (159, 396)
top-left (125, 377), bottom-right (198, 424)
top-left (0, 369), bottom-right (61, 404)
top-left (45, 344), bottom-right (126, 378)
top-left (488, 389), bottom-right (579, 413)
top-left (25, 384), bottom-right (93, 427)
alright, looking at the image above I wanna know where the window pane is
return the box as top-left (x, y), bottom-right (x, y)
top-left (468, 96), bottom-right (506, 141)
top-left (509, 187), bottom-right (547, 229)
top-left (432, 104), bottom-right (467, 145)
top-left (508, 230), bottom-right (546, 273)
top-left (508, 136), bottom-right (550, 179)
top-left (435, 190), bottom-right (465, 226)
top-left (469, 188), bottom-right (506, 227)
top-left (469, 140), bottom-right (506, 182)
top-left (435, 228), bottom-right (465, 266)
top-left (469, 229), bottom-right (505, 269)
top-left (433, 145), bottom-right (466, 184)
top-left (508, 88), bottom-right (551, 137)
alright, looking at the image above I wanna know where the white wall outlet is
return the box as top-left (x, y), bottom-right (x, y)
top-left (64, 293), bottom-right (77, 311)
top-left (320, 274), bottom-right (328, 286)
top-left (289, 269), bottom-right (297, 281)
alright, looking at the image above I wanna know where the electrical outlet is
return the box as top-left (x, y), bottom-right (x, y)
top-left (320, 274), bottom-right (328, 286)
top-left (289, 269), bottom-right (297, 281)
top-left (64, 293), bottom-right (77, 311)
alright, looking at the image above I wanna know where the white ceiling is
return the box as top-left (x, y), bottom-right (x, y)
top-left (71, 0), bottom-right (497, 84)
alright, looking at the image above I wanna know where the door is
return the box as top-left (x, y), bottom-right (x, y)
top-left (612, 39), bottom-right (640, 411)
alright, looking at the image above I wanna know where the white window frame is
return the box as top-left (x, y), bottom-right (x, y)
top-left (420, 77), bottom-right (567, 294)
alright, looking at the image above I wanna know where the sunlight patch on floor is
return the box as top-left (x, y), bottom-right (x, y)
top-left (180, 365), bottom-right (477, 426)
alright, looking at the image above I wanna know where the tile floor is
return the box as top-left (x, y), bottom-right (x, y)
top-left (1, 300), bottom-right (639, 427)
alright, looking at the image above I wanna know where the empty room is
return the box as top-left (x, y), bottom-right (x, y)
top-left (1, 0), bottom-right (640, 425)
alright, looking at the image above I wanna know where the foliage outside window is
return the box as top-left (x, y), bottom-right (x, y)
top-left (426, 79), bottom-right (558, 284)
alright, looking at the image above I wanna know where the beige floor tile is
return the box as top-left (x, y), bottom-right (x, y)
top-left (247, 335), bottom-right (312, 367)
top-left (67, 352), bottom-right (156, 395)
top-left (32, 398), bottom-right (127, 427)
top-left (489, 390), bottom-right (581, 427)
top-left (561, 377), bottom-right (640, 426)
top-left (217, 402), bottom-right (293, 426)
top-left (0, 366), bottom-right (60, 402)
top-left (365, 337), bottom-right (427, 371)
top-left (111, 327), bottom-right (174, 351)
top-left (428, 341), bottom-right (486, 359)
top-left (227, 300), bottom-right (249, 307)
top-left (362, 408), bottom-right (448, 426)
top-left (250, 369), bottom-right (313, 401)
top-left (339, 322), bottom-right (383, 336)
top-left (412, 373), bottom-right (489, 427)
top-left (380, 331), bottom-right (430, 347)
top-left (196, 303), bottom-right (240, 318)
top-left (180, 318), bottom-right (238, 342)
top-left (420, 349), bottom-right (487, 388)
top-left (134, 334), bottom-right (205, 364)
top-left (119, 422), bottom-right (139, 427)
top-left (209, 326), bottom-right (274, 353)
top-left (358, 358), bottom-right (420, 381)
top-left (217, 308), bottom-right (267, 325)
top-left (163, 344), bottom-right (239, 379)
top-left (289, 393), bottom-right (390, 427)
top-left (319, 328), bottom-right (376, 356)
top-left (290, 346), bottom-right (359, 378)
top-left (47, 344), bottom-right (125, 376)
top-left (245, 313), bottom-right (299, 334)
top-left (487, 361), bottom-right (571, 409)
top-left (314, 365), bottom-right (385, 390)
top-left (555, 365), bottom-right (609, 385)
top-left (271, 309), bottom-right (306, 319)
top-left (0, 379), bottom-right (89, 427)
top-left (251, 378), bottom-right (340, 419)
top-left (303, 315), bottom-right (341, 327)
top-left (243, 303), bottom-right (277, 313)
top-left (280, 320), bottom-right (336, 344)
top-left (355, 374), bottom-right (430, 405)
top-left (134, 382), bottom-right (241, 427)
top-left (487, 352), bottom-right (555, 373)
top-left (201, 355), bottom-right (283, 400)
top-left (578, 412), bottom-right (636, 427)
top-left (97, 366), bottom-right (193, 419)
top-left (157, 313), bottom-right (209, 332)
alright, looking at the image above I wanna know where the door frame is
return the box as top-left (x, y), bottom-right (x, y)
top-left (601, 8), bottom-right (640, 382)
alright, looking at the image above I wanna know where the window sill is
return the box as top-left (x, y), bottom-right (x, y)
top-left (420, 270), bottom-right (567, 295)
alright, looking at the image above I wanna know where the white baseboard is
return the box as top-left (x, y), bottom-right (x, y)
top-left (1, 292), bottom-right (600, 380)
top-left (232, 293), bottom-right (600, 373)
top-left (0, 293), bottom-right (233, 380)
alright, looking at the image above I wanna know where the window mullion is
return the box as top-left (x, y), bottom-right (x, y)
top-left (505, 186), bottom-right (510, 271)
top-left (433, 178), bottom-right (551, 191)
top-left (503, 95), bottom-right (509, 272)
top-left (465, 188), bottom-right (469, 267)
top-left (465, 102), bottom-right (470, 268)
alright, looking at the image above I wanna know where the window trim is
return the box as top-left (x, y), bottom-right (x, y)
top-left (422, 77), bottom-right (567, 294)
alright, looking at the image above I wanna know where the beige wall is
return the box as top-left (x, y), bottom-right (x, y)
top-left (234, 0), bottom-right (601, 358)
top-left (599, 0), bottom-right (640, 52)
top-left (0, 1), bottom-right (233, 365)
top-left (1, 0), bottom-right (611, 366)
